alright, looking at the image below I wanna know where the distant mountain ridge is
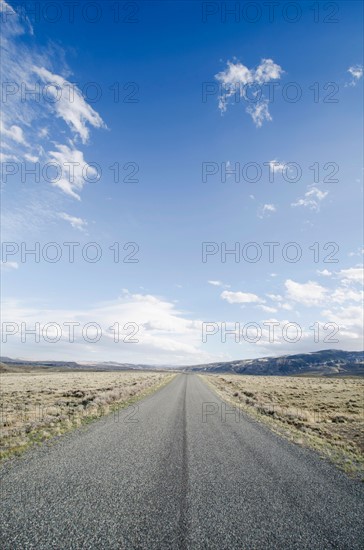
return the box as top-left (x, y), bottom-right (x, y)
top-left (0, 358), bottom-right (157, 372)
top-left (1, 350), bottom-right (363, 376)
top-left (182, 350), bottom-right (364, 376)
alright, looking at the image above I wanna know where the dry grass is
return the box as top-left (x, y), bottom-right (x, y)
top-left (203, 374), bottom-right (364, 478)
top-left (0, 370), bottom-right (174, 460)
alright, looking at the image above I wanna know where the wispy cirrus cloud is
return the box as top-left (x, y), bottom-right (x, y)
top-left (1, 261), bottom-right (19, 271)
top-left (208, 280), bottom-right (223, 287)
top-left (58, 212), bottom-right (88, 232)
top-left (291, 186), bottom-right (328, 211)
top-left (208, 280), bottom-right (231, 289)
top-left (1, 1), bottom-right (106, 202)
top-left (32, 66), bottom-right (106, 144)
top-left (48, 143), bottom-right (99, 200)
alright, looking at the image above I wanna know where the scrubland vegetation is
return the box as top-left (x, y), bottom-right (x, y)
top-left (204, 374), bottom-right (364, 478)
top-left (0, 370), bottom-right (174, 460)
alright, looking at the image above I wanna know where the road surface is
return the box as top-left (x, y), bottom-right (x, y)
top-left (1, 374), bottom-right (363, 549)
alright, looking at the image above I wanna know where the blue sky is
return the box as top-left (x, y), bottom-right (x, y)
top-left (1, 0), bottom-right (363, 365)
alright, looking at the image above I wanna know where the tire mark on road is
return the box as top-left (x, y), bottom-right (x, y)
top-left (178, 374), bottom-right (189, 550)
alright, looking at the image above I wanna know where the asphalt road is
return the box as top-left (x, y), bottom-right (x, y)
top-left (1, 373), bottom-right (364, 549)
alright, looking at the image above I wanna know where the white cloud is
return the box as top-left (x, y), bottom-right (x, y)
top-left (221, 290), bottom-right (262, 304)
top-left (246, 100), bottom-right (272, 128)
top-left (348, 247), bottom-right (364, 258)
top-left (348, 65), bottom-right (363, 79)
top-left (254, 59), bottom-right (283, 83)
top-left (59, 212), bottom-right (88, 231)
top-left (317, 269), bottom-right (332, 277)
top-left (347, 65), bottom-right (363, 86)
top-left (265, 292), bottom-right (294, 311)
top-left (38, 127), bottom-right (49, 138)
top-left (322, 305), bottom-right (363, 329)
top-left (0, 2), bottom-right (105, 203)
top-left (32, 66), bottom-right (106, 144)
top-left (0, 151), bottom-right (17, 162)
top-left (0, 1), bottom-right (33, 35)
top-left (24, 153), bottom-right (39, 162)
top-left (337, 266), bottom-right (363, 285)
top-left (1, 261), bottom-right (19, 271)
top-left (258, 305), bottom-right (277, 313)
top-left (258, 203), bottom-right (276, 218)
top-left (268, 159), bottom-right (286, 174)
top-left (0, 193), bottom-right (62, 242)
top-left (216, 58), bottom-right (282, 90)
top-left (215, 58), bottom-right (284, 127)
top-left (0, 293), bottom-right (216, 365)
top-left (281, 303), bottom-right (293, 311)
top-left (291, 186), bottom-right (328, 211)
top-left (0, 1), bottom-right (14, 13)
top-left (208, 280), bottom-right (230, 289)
top-left (0, 121), bottom-right (27, 145)
top-left (48, 143), bottom-right (99, 199)
top-left (331, 287), bottom-right (363, 304)
top-left (285, 279), bottom-right (327, 306)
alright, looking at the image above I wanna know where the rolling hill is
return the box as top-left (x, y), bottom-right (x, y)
top-left (182, 350), bottom-right (364, 376)
top-left (1, 350), bottom-right (363, 376)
